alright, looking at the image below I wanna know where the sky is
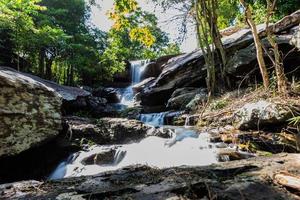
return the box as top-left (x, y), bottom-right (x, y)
top-left (90, 0), bottom-right (197, 53)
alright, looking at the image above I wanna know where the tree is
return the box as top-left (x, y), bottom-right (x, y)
top-left (0, 0), bottom-right (46, 71)
top-left (265, 0), bottom-right (288, 95)
top-left (101, 0), bottom-right (179, 78)
top-left (239, 0), bottom-right (270, 89)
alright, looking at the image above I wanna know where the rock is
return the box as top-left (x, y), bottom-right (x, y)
top-left (0, 66), bottom-right (62, 158)
top-left (1, 154), bottom-right (300, 199)
top-left (140, 55), bottom-right (178, 80)
top-left (217, 149), bottom-right (255, 162)
top-left (81, 147), bottom-right (118, 165)
top-left (92, 87), bottom-right (120, 103)
top-left (0, 67), bottom-right (91, 115)
top-left (234, 100), bottom-right (291, 130)
top-left (140, 62), bottom-right (160, 80)
top-left (167, 87), bottom-right (204, 109)
top-left (132, 77), bottom-right (156, 94)
top-left (186, 92), bottom-right (208, 111)
top-left (227, 34), bottom-right (298, 79)
top-left (63, 116), bottom-right (165, 145)
top-left (291, 26), bottom-right (300, 49)
top-left (235, 131), bottom-right (299, 153)
top-left (140, 11), bottom-right (300, 108)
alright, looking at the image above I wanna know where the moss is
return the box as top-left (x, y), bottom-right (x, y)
top-left (256, 151), bottom-right (273, 157)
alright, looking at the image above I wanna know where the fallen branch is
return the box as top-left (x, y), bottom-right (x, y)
top-left (274, 172), bottom-right (300, 191)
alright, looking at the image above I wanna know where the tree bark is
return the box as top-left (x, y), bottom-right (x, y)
top-left (45, 58), bottom-right (53, 80)
top-left (39, 49), bottom-right (45, 78)
top-left (266, 0), bottom-right (288, 96)
top-left (240, 0), bottom-right (270, 89)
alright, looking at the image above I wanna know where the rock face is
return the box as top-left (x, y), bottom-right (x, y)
top-left (1, 154), bottom-right (299, 199)
top-left (166, 87), bottom-right (207, 109)
top-left (0, 66), bottom-right (62, 157)
top-left (140, 10), bottom-right (300, 108)
top-left (132, 77), bottom-right (156, 94)
top-left (63, 116), bottom-right (166, 145)
top-left (234, 100), bottom-right (291, 130)
top-left (92, 87), bottom-right (120, 103)
top-left (140, 55), bottom-right (178, 80)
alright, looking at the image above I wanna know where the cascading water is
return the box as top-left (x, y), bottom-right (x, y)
top-left (140, 112), bottom-right (167, 126)
top-left (48, 58), bottom-right (252, 181)
top-left (119, 60), bottom-right (149, 107)
top-left (49, 128), bottom-right (220, 179)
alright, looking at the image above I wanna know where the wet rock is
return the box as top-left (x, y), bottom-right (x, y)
top-left (63, 116), bottom-right (165, 145)
top-left (141, 55), bottom-right (178, 80)
top-left (81, 147), bottom-right (117, 165)
top-left (119, 106), bottom-right (142, 119)
top-left (2, 154), bottom-right (299, 199)
top-left (234, 100), bottom-right (291, 130)
top-left (0, 66), bottom-right (62, 158)
top-left (92, 87), bottom-right (120, 103)
top-left (132, 77), bottom-right (156, 94)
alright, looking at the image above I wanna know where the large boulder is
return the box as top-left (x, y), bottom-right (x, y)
top-left (0, 67), bottom-right (92, 115)
top-left (92, 87), bottom-right (120, 103)
top-left (233, 100), bottom-right (291, 130)
top-left (0, 66), bottom-right (62, 157)
top-left (140, 55), bottom-right (178, 80)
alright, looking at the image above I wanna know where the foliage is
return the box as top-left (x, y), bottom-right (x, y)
top-left (102, 2), bottom-right (180, 76)
top-left (288, 116), bottom-right (300, 126)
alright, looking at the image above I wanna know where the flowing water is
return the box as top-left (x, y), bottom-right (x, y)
top-left (49, 59), bottom-right (245, 180)
top-left (119, 60), bottom-right (149, 107)
top-left (49, 127), bottom-right (219, 179)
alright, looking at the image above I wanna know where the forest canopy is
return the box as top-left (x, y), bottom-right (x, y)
top-left (0, 0), bottom-right (179, 86)
top-left (0, 0), bottom-right (299, 87)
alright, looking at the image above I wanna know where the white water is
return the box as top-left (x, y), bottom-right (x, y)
top-left (48, 59), bottom-right (250, 180)
top-left (120, 60), bottom-right (149, 107)
top-left (140, 112), bottom-right (168, 126)
top-left (49, 128), bottom-right (219, 179)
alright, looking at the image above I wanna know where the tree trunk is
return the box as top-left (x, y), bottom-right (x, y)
top-left (45, 59), bottom-right (53, 80)
top-left (265, 0), bottom-right (288, 96)
top-left (195, 0), bottom-right (216, 95)
top-left (39, 49), bottom-right (45, 78)
top-left (211, 0), bottom-right (229, 88)
top-left (240, 0), bottom-right (270, 89)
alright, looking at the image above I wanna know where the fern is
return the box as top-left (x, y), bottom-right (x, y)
top-left (288, 116), bottom-right (300, 126)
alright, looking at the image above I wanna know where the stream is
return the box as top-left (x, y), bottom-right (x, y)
top-left (49, 60), bottom-right (241, 180)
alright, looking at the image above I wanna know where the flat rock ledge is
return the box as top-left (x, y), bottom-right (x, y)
top-left (63, 116), bottom-right (171, 145)
top-left (1, 153), bottom-right (300, 199)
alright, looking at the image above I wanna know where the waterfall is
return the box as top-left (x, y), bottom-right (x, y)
top-left (184, 115), bottom-right (190, 127)
top-left (119, 60), bottom-right (149, 107)
top-left (131, 60), bottom-right (149, 84)
top-left (140, 112), bottom-right (167, 126)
